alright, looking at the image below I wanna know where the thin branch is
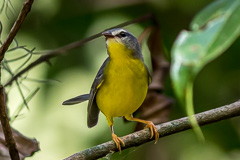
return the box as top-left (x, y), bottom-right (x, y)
top-left (138, 26), bottom-right (152, 46)
top-left (64, 100), bottom-right (240, 160)
top-left (4, 13), bottom-right (154, 87)
top-left (0, 0), bottom-right (34, 61)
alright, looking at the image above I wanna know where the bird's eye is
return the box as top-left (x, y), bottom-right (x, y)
top-left (119, 31), bottom-right (126, 37)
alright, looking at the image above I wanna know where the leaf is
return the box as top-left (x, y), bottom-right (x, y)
top-left (24, 77), bottom-right (61, 84)
top-left (0, 21), bottom-right (3, 40)
top-left (170, 0), bottom-right (240, 141)
top-left (190, 0), bottom-right (235, 31)
top-left (171, 0), bottom-right (240, 103)
top-left (0, 123), bottom-right (39, 160)
top-left (11, 87), bottom-right (40, 123)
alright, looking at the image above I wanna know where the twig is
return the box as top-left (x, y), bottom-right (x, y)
top-left (0, 0), bottom-right (34, 61)
top-left (64, 100), bottom-right (240, 160)
top-left (138, 26), bottom-right (152, 46)
top-left (4, 13), bottom-right (154, 87)
top-left (0, 0), bottom-right (34, 160)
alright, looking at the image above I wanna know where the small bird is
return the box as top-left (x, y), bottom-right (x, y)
top-left (63, 28), bottom-right (159, 151)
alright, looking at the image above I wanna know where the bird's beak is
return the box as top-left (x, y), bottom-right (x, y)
top-left (102, 30), bottom-right (115, 38)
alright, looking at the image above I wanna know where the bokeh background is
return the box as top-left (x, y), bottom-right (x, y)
top-left (1, 0), bottom-right (240, 159)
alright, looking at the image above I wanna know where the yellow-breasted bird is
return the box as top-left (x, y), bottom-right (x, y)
top-left (63, 28), bottom-right (159, 151)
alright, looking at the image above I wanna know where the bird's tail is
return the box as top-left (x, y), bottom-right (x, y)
top-left (62, 94), bottom-right (90, 105)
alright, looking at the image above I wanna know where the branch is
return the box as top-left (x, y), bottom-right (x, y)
top-left (0, 0), bottom-right (34, 160)
top-left (4, 13), bottom-right (154, 87)
top-left (64, 100), bottom-right (240, 160)
top-left (0, 86), bottom-right (19, 159)
top-left (0, 0), bottom-right (34, 61)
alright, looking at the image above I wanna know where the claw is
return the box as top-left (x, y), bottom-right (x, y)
top-left (144, 121), bottom-right (159, 144)
top-left (112, 133), bottom-right (125, 152)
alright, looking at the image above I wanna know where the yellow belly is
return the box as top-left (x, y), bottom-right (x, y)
top-left (96, 59), bottom-right (148, 118)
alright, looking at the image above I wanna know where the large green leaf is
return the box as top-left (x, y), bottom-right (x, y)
top-left (171, 0), bottom-right (240, 103)
top-left (170, 0), bottom-right (240, 140)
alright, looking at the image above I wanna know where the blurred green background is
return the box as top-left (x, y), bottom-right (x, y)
top-left (1, 0), bottom-right (240, 159)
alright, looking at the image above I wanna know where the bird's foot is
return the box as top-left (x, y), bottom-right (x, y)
top-left (112, 133), bottom-right (125, 152)
top-left (144, 121), bottom-right (159, 144)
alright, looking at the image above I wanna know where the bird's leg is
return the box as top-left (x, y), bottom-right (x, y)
top-left (125, 115), bottom-right (159, 143)
top-left (107, 117), bottom-right (125, 151)
top-left (110, 125), bottom-right (125, 151)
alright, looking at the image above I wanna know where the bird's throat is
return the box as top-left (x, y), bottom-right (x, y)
top-left (107, 40), bottom-right (132, 60)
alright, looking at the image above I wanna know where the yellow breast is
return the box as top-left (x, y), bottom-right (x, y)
top-left (96, 41), bottom-right (149, 118)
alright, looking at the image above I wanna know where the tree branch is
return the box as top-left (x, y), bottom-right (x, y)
top-left (0, 0), bottom-right (34, 159)
top-left (64, 100), bottom-right (240, 160)
top-left (4, 13), bottom-right (154, 87)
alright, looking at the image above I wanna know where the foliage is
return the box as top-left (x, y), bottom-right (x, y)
top-left (171, 0), bottom-right (240, 141)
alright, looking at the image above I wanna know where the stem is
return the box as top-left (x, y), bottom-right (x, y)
top-left (186, 81), bottom-right (205, 142)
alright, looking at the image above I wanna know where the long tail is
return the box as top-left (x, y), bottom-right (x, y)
top-left (62, 94), bottom-right (90, 105)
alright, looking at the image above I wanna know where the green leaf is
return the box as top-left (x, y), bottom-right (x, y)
top-left (10, 87), bottom-right (40, 123)
top-left (171, 0), bottom-right (240, 103)
top-left (190, 0), bottom-right (237, 31)
top-left (170, 0), bottom-right (240, 141)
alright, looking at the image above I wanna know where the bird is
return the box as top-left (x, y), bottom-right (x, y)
top-left (62, 28), bottom-right (159, 151)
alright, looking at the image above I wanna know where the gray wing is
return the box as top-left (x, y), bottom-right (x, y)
top-left (145, 64), bottom-right (152, 85)
top-left (87, 57), bottom-right (109, 128)
top-left (62, 58), bottom-right (108, 128)
top-left (62, 94), bottom-right (90, 105)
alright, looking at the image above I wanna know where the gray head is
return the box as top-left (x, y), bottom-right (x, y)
top-left (102, 28), bottom-right (143, 60)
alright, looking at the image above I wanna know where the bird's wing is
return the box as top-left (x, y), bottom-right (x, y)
top-left (144, 64), bottom-right (152, 85)
top-left (87, 57), bottom-right (109, 128)
top-left (62, 94), bottom-right (90, 105)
